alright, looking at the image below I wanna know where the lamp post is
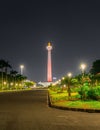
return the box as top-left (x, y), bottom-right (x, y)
top-left (80, 63), bottom-right (86, 76)
top-left (20, 65), bottom-right (24, 75)
top-left (80, 63), bottom-right (87, 100)
top-left (67, 72), bottom-right (72, 98)
top-left (62, 77), bottom-right (65, 80)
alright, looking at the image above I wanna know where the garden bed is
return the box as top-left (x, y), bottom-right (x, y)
top-left (48, 90), bottom-right (100, 112)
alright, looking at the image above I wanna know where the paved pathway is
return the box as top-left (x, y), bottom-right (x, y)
top-left (0, 89), bottom-right (100, 130)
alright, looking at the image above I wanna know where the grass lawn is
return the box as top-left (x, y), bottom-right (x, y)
top-left (0, 88), bottom-right (32, 93)
top-left (54, 100), bottom-right (100, 109)
top-left (49, 89), bottom-right (100, 110)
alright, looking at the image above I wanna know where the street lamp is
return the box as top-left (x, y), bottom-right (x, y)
top-left (67, 72), bottom-right (72, 98)
top-left (20, 65), bottom-right (24, 75)
top-left (80, 63), bottom-right (86, 76)
top-left (3, 82), bottom-right (7, 85)
top-left (10, 82), bottom-right (14, 86)
top-left (67, 72), bottom-right (72, 78)
top-left (62, 77), bottom-right (65, 80)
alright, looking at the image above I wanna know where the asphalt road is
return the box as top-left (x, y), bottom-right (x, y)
top-left (0, 89), bottom-right (100, 130)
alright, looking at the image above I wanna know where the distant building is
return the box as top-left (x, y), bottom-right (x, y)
top-left (38, 81), bottom-right (52, 87)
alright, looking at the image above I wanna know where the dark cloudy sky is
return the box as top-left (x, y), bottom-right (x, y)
top-left (0, 0), bottom-right (100, 82)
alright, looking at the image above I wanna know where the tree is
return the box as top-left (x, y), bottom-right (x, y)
top-left (4, 61), bottom-right (12, 84)
top-left (61, 76), bottom-right (72, 98)
top-left (61, 76), bottom-right (68, 86)
top-left (24, 81), bottom-right (35, 88)
top-left (10, 70), bottom-right (18, 87)
top-left (0, 60), bottom-right (4, 88)
top-left (90, 59), bottom-right (100, 75)
top-left (15, 74), bottom-right (27, 89)
top-left (0, 59), bottom-right (12, 89)
top-left (89, 60), bottom-right (100, 86)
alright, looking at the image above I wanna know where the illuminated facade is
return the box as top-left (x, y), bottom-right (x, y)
top-left (46, 42), bottom-right (52, 82)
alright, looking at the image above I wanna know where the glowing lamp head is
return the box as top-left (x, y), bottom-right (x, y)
top-left (20, 65), bottom-right (24, 69)
top-left (46, 42), bottom-right (52, 51)
top-left (67, 72), bottom-right (72, 78)
top-left (80, 63), bottom-right (86, 72)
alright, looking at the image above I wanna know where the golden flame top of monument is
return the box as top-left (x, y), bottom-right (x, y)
top-left (48, 42), bottom-right (51, 46)
top-left (46, 42), bottom-right (52, 50)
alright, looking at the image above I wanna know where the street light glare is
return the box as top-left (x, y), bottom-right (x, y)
top-left (20, 65), bottom-right (24, 75)
top-left (80, 63), bottom-right (86, 71)
top-left (20, 65), bottom-right (24, 69)
top-left (62, 77), bottom-right (65, 80)
top-left (67, 72), bottom-right (72, 78)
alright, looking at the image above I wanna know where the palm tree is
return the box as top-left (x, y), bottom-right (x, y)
top-left (10, 70), bottom-right (18, 88)
top-left (4, 61), bottom-right (12, 85)
top-left (16, 74), bottom-right (27, 83)
top-left (0, 59), bottom-right (6, 88)
top-left (0, 59), bottom-right (12, 89)
top-left (15, 74), bottom-right (27, 89)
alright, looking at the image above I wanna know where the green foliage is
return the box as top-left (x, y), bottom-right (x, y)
top-left (24, 81), bottom-right (35, 88)
top-left (54, 100), bottom-right (100, 109)
top-left (61, 77), bottom-right (68, 85)
top-left (78, 84), bottom-right (89, 100)
top-left (74, 94), bottom-right (81, 99)
top-left (71, 87), bottom-right (80, 93)
top-left (0, 59), bottom-right (29, 91)
top-left (74, 74), bottom-right (83, 86)
top-left (78, 84), bottom-right (100, 100)
top-left (88, 86), bottom-right (100, 100)
top-left (71, 78), bottom-right (78, 84)
top-left (71, 78), bottom-right (79, 87)
top-left (90, 59), bottom-right (100, 75)
top-left (49, 84), bottom-right (63, 93)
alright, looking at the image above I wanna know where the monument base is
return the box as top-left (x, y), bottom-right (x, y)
top-left (38, 81), bottom-right (53, 87)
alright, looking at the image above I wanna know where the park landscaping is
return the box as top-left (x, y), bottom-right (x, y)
top-left (0, 59), bottom-right (35, 91)
top-left (48, 76), bottom-right (100, 110)
top-left (48, 59), bottom-right (100, 112)
top-left (48, 89), bottom-right (100, 110)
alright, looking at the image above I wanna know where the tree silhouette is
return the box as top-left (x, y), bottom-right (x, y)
top-left (0, 59), bottom-right (12, 88)
top-left (90, 59), bottom-right (100, 75)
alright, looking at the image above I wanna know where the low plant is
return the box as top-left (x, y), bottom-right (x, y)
top-left (78, 83), bottom-right (89, 100)
top-left (88, 86), bottom-right (100, 100)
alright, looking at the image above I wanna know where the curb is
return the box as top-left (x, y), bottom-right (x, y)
top-left (47, 92), bottom-right (100, 113)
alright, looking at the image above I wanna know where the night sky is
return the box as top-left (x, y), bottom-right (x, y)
top-left (0, 0), bottom-right (100, 82)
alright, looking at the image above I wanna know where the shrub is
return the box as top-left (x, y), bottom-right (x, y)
top-left (78, 84), bottom-right (89, 100)
top-left (74, 94), bottom-right (81, 99)
top-left (71, 87), bottom-right (80, 93)
top-left (88, 86), bottom-right (100, 100)
top-left (49, 84), bottom-right (62, 92)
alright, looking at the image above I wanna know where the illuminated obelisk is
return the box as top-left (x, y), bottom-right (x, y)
top-left (46, 42), bottom-right (52, 82)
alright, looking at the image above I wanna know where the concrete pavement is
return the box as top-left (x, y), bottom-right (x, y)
top-left (0, 89), bottom-right (100, 130)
